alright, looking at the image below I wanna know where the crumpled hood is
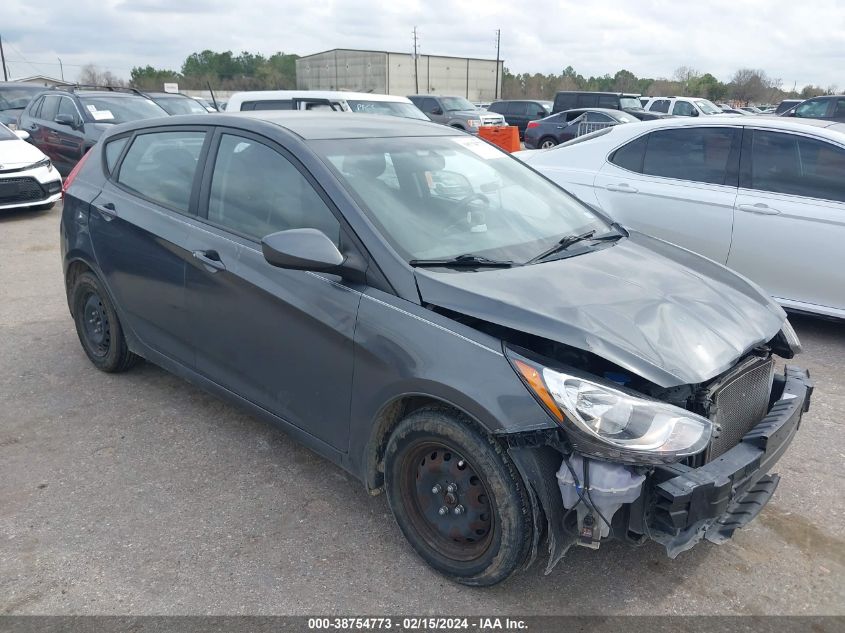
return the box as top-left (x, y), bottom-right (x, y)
top-left (414, 231), bottom-right (786, 387)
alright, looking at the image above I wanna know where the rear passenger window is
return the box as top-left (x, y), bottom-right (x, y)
top-left (597, 95), bottom-right (618, 108)
top-left (39, 96), bottom-right (60, 121)
top-left (749, 131), bottom-right (845, 202)
top-left (104, 137), bottom-right (129, 174)
top-left (117, 131), bottom-right (206, 212)
top-left (487, 102), bottom-right (506, 114)
top-left (641, 127), bottom-right (738, 185)
top-left (576, 94), bottom-right (598, 108)
top-left (242, 100), bottom-right (293, 111)
top-left (650, 100), bottom-right (670, 113)
top-left (207, 134), bottom-right (340, 243)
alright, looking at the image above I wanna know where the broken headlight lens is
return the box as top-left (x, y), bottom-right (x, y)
top-left (512, 358), bottom-right (712, 464)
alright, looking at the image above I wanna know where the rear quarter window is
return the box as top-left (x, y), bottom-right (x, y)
top-left (104, 137), bottom-right (129, 174)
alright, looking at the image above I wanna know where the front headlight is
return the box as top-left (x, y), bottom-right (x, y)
top-left (468, 119), bottom-right (482, 128)
top-left (33, 158), bottom-right (53, 172)
top-left (780, 318), bottom-right (802, 355)
top-left (510, 355), bottom-right (712, 464)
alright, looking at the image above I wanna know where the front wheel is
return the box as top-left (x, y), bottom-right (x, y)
top-left (384, 407), bottom-right (534, 586)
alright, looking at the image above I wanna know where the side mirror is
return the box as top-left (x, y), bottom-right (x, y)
top-left (261, 228), bottom-right (344, 272)
top-left (14, 130), bottom-right (30, 141)
top-left (431, 107), bottom-right (443, 115)
top-left (689, 109), bottom-right (699, 117)
top-left (54, 114), bottom-right (77, 127)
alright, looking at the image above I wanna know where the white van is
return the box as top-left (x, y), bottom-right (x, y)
top-left (225, 90), bottom-right (429, 121)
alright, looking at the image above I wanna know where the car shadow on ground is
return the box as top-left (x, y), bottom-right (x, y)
top-left (0, 205), bottom-right (55, 224)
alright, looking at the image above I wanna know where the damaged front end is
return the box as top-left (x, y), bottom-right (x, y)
top-left (500, 335), bottom-right (813, 573)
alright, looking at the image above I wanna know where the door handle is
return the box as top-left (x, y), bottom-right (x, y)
top-left (93, 202), bottom-right (117, 221)
top-left (605, 183), bottom-right (638, 193)
top-left (738, 203), bottom-right (780, 215)
top-left (192, 249), bottom-right (226, 272)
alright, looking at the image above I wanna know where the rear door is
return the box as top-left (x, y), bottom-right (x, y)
top-left (184, 130), bottom-right (362, 450)
top-left (27, 95), bottom-right (60, 161)
top-left (89, 127), bottom-right (210, 365)
top-left (593, 126), bottom-right (740, 262)
top-left (728, 128), bottom-right (845, 313)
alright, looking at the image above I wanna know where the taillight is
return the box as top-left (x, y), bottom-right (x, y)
top-left (527, 121), bottom-right (540, 129)
top-left (62, 149), bottom-right (92, 199)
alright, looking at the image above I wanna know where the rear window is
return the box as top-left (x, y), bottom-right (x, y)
top-left (79, 96), bottom-right (167, 123)
top-left (117, 131), bottom-right (206, 212)
top-left (0, 85), bottom-right (41, 111)
top-left (487, 102), bottom-right (507, 113)
top-left (153, 96), bottom-right (208, 115)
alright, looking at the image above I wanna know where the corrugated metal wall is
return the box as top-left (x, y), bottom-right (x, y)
top-left (296, 50), bottom-right (502, 100)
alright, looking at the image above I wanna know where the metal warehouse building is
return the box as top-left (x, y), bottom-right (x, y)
top-left (295, 48), bottom-right (503, 101)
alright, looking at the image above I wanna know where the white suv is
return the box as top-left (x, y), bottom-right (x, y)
top-left (644, 96), bottom-right (726, 117)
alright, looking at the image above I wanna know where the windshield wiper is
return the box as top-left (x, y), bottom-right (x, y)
top-left (527, 230), bottom-right (622, 264)
top-left (408, 254), bottom-right (514, 268)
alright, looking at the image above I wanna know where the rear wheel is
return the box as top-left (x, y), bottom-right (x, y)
top-left (71, 271), bottom-right (139, 372)
top-left (384, 407), bottom-right (533, 586)
top-left (539, 137), bottom-right (558, 149)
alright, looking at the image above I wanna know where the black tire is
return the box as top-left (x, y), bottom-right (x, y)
top-left (538, 136), bottom-right (558, 149)
top-left (70, 271), bottom-right (139, 372)
top-left (34, 202), bottom-right (55, 211)
top-left (384, 407), bottom-right (533, 586)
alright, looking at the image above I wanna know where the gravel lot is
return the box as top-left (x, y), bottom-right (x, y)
top-left (1, 203), bottom-right (843, 615)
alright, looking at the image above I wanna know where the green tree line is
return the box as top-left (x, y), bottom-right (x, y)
top-left (129, 50), bottom-right (299, 91)
top-left (502, 65), bottom-right (836, 104)
top-left (124, 50), bottom-right (835, 104)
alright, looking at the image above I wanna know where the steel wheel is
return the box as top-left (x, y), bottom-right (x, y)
top-left (384, 407), bottom-right (534, 586)
top-left (400, 442), bottom-right (495, 562)
top-left (80, 291), bottom-right (111, 357)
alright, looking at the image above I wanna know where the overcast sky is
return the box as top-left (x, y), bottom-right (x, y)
top-left (2, 0), bottom-right (843, 89)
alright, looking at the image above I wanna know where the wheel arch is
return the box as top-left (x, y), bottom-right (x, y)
top-left (363, 391), bottom-right (504, 495)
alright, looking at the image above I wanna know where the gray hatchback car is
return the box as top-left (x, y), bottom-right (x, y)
top-left (62, 112), bottom-right (812, 586)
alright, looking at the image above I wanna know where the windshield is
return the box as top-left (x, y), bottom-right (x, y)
top-left (619, 97), bottom-right (643, 110)
top-left (346, 100), bottom-right (430, 121)
top-left (440, 97), bottom-right (476, 112)
top-left (0, 85), bottom-right (41, 111)
top-left (312, 135), bottom-right (611, 263)
top-left (695, 100), bottom-right (722, 115)
top-left (152, 95), bottom-right (208, 115)
top-left (79, 95), bottom-right (167, 123)
top-left (0, 123), bottom-right (17, 140)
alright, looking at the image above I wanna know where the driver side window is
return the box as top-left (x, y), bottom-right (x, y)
top-left (208, 134), bottom-right (340, 243)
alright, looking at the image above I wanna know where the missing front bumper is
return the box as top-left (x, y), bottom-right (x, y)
top-left (505, 365), bottom-right (813, 570)
top-left (641, 365), bottom-right (812, 557)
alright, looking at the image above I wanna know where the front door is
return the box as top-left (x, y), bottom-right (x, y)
top-left (89, 127), bottom-right (209, 364)
top-left (728, 128), bottom-right (845, 314)
top-left (594, 126), bottom-right (740, 263)
top-left (185, 130), bottom-right (361, 450)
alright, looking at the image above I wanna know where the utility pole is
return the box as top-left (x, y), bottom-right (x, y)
top-left (494, 29), bottom-right (501, 100)
top-left (412, 26), bottom-right (419, 94)
top-left (57, 57), bottom-right (64, 81)
top-left (0, 34), bottom-right (8, 81)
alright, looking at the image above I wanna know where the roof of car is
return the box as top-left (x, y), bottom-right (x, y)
top-left (243, 111), bottom-right (457, 139)
top-left (120, 111), bottom-right (455, 140)
top-left (608, 114), bottom-right (845, 138)
top-left (145, 92), bottom-right (193, 98)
